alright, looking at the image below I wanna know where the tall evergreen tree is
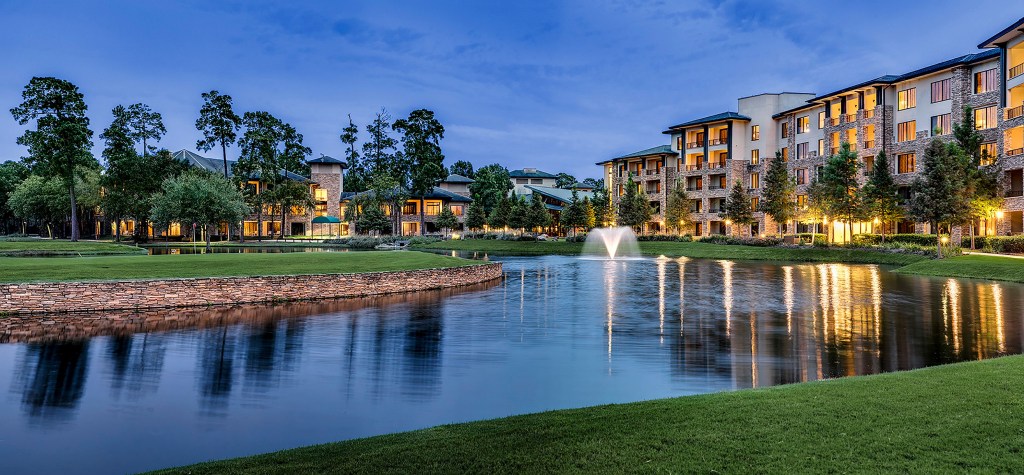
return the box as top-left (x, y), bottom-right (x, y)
top-left (560, 189), bottom-right (584, 236)
top-left (507, 195), bottom-right (528, 232)
top-left (394, 109), bottom-right (447, 235)
top-left (860, 151), bottom-right (902, 243)
top-left (721, 180), bottom-right (754, 236)
top-left (591, 184), bottom-right (614, 227)
top-left (581, 197), bottom-right (596, 231)
top-left (195, 90), bottom-right (242, 178)
top-left (526, 193), bottom-right (552, 233)
top-left (449, 160), bottom-right (475, 178)
top-left (954, 106), bottom-right (1003, 248)
top-left (909, 140), bottom-right (970, 258)
top-left (10, 77), bottom-right (97, 241)
top-left (339, 114), bottom-right (367, 192)
top-left (616, 174), bottom-right (652, 232)
top-left (488, 194), bottom-right (513, 231)
top-left (436, 205), bottom-right (460, 236)
top-left (362, 108), bottom-right (401, 180)
top-left (469, 164), bottom-right (512, 214)
top-left (818, 142), bottom-right (863, 241)
top-left (465, 201), bottom-right (487, 231)
top-left (761, 151), bottom-right (796, 236)
top-left (664, 179), bottom-right (691, 235)
top-left (126, 103), bottom-right (165, 156)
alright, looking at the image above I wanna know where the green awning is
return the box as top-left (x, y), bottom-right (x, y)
top-left (312, 216), bottom-right (341, 224)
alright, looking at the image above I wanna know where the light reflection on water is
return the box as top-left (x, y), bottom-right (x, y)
top-left (1, 254), bottom-right (1023, 474)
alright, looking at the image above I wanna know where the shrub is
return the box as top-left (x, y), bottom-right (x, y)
top-left (566, 233), bottom-right (588, 243)
top-left (517, 235), bottom-right (537, 242)
top-left (974, 235), bottom-right (1024, 254)
top-left (637, 234), bottom-right (684, 242)
top-left (795, 233), bottom-right (827, 244)
top-left (698, 235), bottom-right (782, 247)
top-left (853, 233), bottom-right (947, 246)
top-left (680, 234), bottom-right (693, 242)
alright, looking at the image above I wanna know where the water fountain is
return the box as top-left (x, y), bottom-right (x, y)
top-left (582, 227), bottom-right (640, 259)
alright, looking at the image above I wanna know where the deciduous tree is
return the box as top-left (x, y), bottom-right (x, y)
top-left (150, 171), bottom-right (250, 251)
top-left (555, 172), bottom-right (577, 189)
top-left (469, 164), bottom-right (512, 214)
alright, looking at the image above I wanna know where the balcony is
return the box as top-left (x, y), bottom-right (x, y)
top-left (1008, 188), bottom-right (1024, 197)
top-left (1008, 104), bottom-right (1024, 120)
top-left (708, 161), bottom-right (726, 170)
top-left (644, 169), bottom-right (662, 176)
top-left (708, 207), bottom-right (723, 213)
top-left (708, 184), bottom-right (726, 191)
top-left (709, 138), bottom-right (727, 146)
top-left (845, 113), bottom-right (857, 123)
top-left (864, 109), bottom-right (875, 119)
top-left (1011, 62), bottom-right (1024, 80)
top-left (686, 141), bottom-right (705, 148)
top-left (830, 117), bottom-right (840, 126)
top-left (686, 186), bottom-right (702, 192)
top-left (685, 163), bottom-right (703, 171)
top-left (1008, 148), bottom-right (1024, 157)
top-left (864, 140), bottom-right (876, 149)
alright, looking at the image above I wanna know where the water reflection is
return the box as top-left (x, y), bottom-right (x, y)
top-left (3, 255), bottom-right (1024, 474)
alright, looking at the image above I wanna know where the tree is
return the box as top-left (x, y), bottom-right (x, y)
top-left (363, 108), bottom-right (402, 180)
top-left (761, 151), bottom-right (795, 237)
top-left (526, 193), bottom-right (552, 233)
top-left (909, 140), bottom-right (970, 258)
top-left (125, 103), bottom-right (165, 156)
top-left (616, 174), bottom-right (652, 232)
top-left (195, 90), bottom-right (242, 178)
top-left (560, 189), bottom-right (585, 235)
top-left (954, 106), bottom-right (1003, 249)
top-left (469, 164), bottom-right (512, 214)
top-left (0, 161), bottom-right (30, 234)
top-left (368, 170), bottom-right (408, 235)
top-left (151, 171), bottom-right (249, 251)
top-left (508, 195), bottom-right (528, 232)
top-left (721, 180), bottom-right (754, 236)
top-left (449, 160), bottom-right (475, 178)
top-left (8, 175), bottom-right (68, 237)
top-left (591, 184), bottom-right (614, 227)
top-left (272, 180), bottom-right (313, 236)
top-left (394, 109), bottom-right (447, 235)
top-left (664, 179), bottom-right (691, 235)
top-left (436, 205), bottom-right (460, 237)
top-left (818, 142), bottom-right (863, 242)
top-left (465, 201), bottom-right (487, 231)
top-left (10, 77), bottom-right (97, 241)
top-left (488, 195), bottom-right (513, 231)
top-left (355, 198), bottom-right (391, 235)
top-left (580, 197), bottom-right (596, 231)
top-left (582, 178), bottom-right (603, 189)
top-left (860, 152), bottom-right (902, 243)
top-left (340, 114), bottom-right (368, 192)
top-left (804, 176), bottom-right (829, 244)
top-left (555, 172), bottom-right (577, 189)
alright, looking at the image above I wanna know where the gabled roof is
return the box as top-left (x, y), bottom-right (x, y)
top-left (340, 186), bottom-right (472, 203)
top-left (772, 102), bottom-right (824, 119)
top-left (171, 149), bottom-right (309, 183)
top-left (443, 173), bottom-right (475, 183)
top-left (662, 112), bottom-right (751, 134)
top-left (811, 75), bottom-right (899, 102)
top-left (596, 144), bottom-right (676, 165)
top-left (509, 168), bottom-right (556, 178)
top-left (572, 182), bottom-right (594, 189)
top-left (522, 185), bottom-right (578, 205)
top-left (308, 155), bottom-right (348, 167)
top-left (979, 16), bottom-right (1024, 48)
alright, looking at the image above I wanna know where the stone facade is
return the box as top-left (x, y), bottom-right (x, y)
top-left (0, 263), bottom-right (503, 316)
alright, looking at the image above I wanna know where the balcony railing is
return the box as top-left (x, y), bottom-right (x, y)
top-left (686, 186), bottom-right (702, 192)
top-left (864, 109), bottom-right (875, 119)
top-left (1008, 148), bottom-right (1024, 157)
top-left (1011, 62), bottom-right (1024, 80)
top-left (685, 164), bottom-right (702, 171)
top-left (845, 113), bottom-right (857, 123)
top-left (830, 117), bottom-right (840, 126)
top-left (689, 208), bottom-right (702, 213)
top-left (1008, 188), bottom-right (1024, 197)
top-left (830, 147), bottom-right (839, 155)
top-left (708, 185), bottom-right (725, 190)
top-left (864, 140), bottom-right (876, 149)
top-left (709, 138), bottom-right (727, 146)
top-left (1007, 104), bottom-right (1024, 120)
top-left (708, 207), bottom-right (723, 213)
top-left (644, 169), bottom-right (661, 176)
top-left (708, 161), bottom-right (726, 169)
top-left (686, 141), bottom-right (704, 148)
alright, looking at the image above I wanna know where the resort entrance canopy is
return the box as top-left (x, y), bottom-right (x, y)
top-left (312, 215), bottom-right (342, 237)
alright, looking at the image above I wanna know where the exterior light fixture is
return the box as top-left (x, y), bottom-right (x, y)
top-left (940, 236), bottom-right (950, 244)
top-left (996, 210), bottom-right (1005, 219)
top-left (873, 218), bottom-right (880, 225)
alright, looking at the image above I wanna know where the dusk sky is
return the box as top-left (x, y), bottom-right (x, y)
top-left (0, 1), bottom-right (1016, 179)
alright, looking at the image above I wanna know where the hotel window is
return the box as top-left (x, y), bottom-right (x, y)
top-left (980, 142), bottom-right (996, 165)
top-left (796, 142), bottom-right (809, 160)
top-left (425, 202), bottom-right (441, 216)
top-left (750, 149), bottom-right (760, 165)
top-left (817, 139), bottom-right (825, 156)
top-left (451, 205), bottom-right (464, 216)
top-left (676, 136), bottom-right (683, 150)
top-left (797, 116), bottom-right (809, 133)
top-left (795, 168), bottom-right (807, 185)
top-left (818, 111), bottom-right (825, 129)
top-left (898, 88), bottom-right (916, 110)
top-left (781, 122), bottom-right (789, 138)
top-left (796, 194), bottom-right (807, 208)
top-left (516, 178), bottom-right (528, 184)
top-left (530, 178), bottom-right (543, 184)
top-left (930, 113), bottom-right (951, 136)
top-left (864, 156), bottom-right (874, 174)
top-left (898, 153), bottom-right (916, 174)
top-left (897, 121), bottom-right (916, 142)
top-left (816, 165), bottom-right (824, 178)
top-left (404, 202), bottom-right (419, 215)
top-left (750, 172), bottom-right (759, 189)
top-left (974, 106), bottom-right (996, 130)
top-left (750, 197), bottom-right (759, 210)
top-left (975, 68), bottom-right (998, 94)
top-left (751, 125), bottom-right (760, 141)
top-left (931, 78), bottom-right (951, 102)
top-left (780, 147), bottom-right (789, 162)
top-left (314, 188), bottom-right (327, 201)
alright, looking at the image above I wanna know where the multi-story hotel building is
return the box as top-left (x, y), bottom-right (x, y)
top-left (601, 17), bottom-right (1024, 239)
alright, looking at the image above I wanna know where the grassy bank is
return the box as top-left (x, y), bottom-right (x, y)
top-left (413, 239), bottom-right (927, 266)
top-left (0, 251), bottom-right (478, 282)
top-left (0, 239), bottom-right (146, 257)
top-left (142, 241), bottom-right (348, 248)
top-left (896, 254), bottom-right (1024, 283)
top-left (153, 355), bottom-right (1024, 474)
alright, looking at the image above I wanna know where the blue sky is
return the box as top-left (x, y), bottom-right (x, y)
top-left (0, 1), bottom-right (1016, 179)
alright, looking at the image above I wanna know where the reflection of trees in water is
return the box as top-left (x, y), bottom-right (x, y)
top-left (400, 303), bottom-right (443, 399)
top-left (197, 326), bottom-right (237, 413)
top-left (12, 341), bottom-right (90, 424)
top-left (243, 318), bottom-right (304, 394)
top-left (106, 334), bottom-right (166, 399)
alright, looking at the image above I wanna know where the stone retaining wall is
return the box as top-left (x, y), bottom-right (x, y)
top-left (0, 263), bottom-right (503, 315)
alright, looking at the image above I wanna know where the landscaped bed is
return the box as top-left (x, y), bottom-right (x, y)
top-left (0, 250), bottom-right (480, 282)
top-left (151, 355), bottom-right (1024, 474)
top-left (0, 239), bottom-right (146, 257)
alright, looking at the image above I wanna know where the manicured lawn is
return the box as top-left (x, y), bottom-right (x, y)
top-left (0, 251), bottom-right (479, 282)
top-left (414, 239), bottom-right (927, 266)
top-left (0, 239), bottom-right (146, 257)
top-left (142, 241), bottom-right (348, 248)
top-left (152, 355), bottom-right (1024, 474)
top-left (896, 254), bottom-right (1024, 283)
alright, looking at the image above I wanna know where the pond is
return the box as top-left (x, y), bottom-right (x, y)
top-left (1, 254), bottom-right (1021, 474)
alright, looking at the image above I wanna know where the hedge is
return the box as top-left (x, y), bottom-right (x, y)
top-left (853, 233), bottom-right (947, 246)
top-left (973, 235), bottom-right (1024, 254)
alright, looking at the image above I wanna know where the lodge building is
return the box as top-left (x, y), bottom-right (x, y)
top-left (600, 16), bottom-right (1024, 240)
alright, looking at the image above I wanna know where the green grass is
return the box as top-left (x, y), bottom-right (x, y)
top-left (0, 239), bottom-right (146, 257)
top-left (152, 355), bottom-right (1024, 474)
top-left (142, 241), bottom-right (348, 248)
top-left (896, 254), bottom-right (1024, 283)
top-left (413, 239), bottom-right (927, 266)
top-left (0, 251), bottom-right (479, 283)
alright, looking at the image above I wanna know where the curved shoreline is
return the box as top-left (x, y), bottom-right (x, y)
top-left (0, 263), bottom-right (503, 316)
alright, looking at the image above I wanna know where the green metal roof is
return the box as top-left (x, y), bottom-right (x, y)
top-left (662, 112), bottom-right (751, 133)
top-left (598, 145), bottom-right (675, 164)
top-left (509, 169), bottom-right (556, 178)
top-left (312, 216), bottom-right (342, 224)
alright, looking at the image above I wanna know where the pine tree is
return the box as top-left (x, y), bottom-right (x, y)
top-left (560, 189), bottom-right (584, 236)
top-left (527, 193), bottom-right (552, 233)
top-left (465, 201), bottom-right (487, 231)
top-left (616, 174), bottom-right (652, 232)
top-left (590, 184), bottom-right (614, 227)
top-left (664, 179), bottom-right (691, 235)
top-left (954, 106), bottom-right (1003, 248)
top-left (860, 151), bottom-right (902, 243)
top-left (581, 197), bottom-right (596, 231)
top-left (761, 151), bottom-right (795, 236)
top-left (340, 114), bottom-right (368, 192)
top-left (818, 142), bottom-right (862, 241)
top-left (721, 180), bottom-right (754, 236)
top-left (195, 90), bottom-right (241, 179)
top-left (488, 195), bottom-right (513, 231)
top-left (436, 205), bottom-right (460, 236)
top-left (507, 196), bottom-right (528, 233)
top-left (909, 140), bottom-right (970, 258)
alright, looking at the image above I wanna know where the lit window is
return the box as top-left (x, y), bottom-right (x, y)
top-left (898, 88), bottom-right (916, 110)
top-left (796, 142), bottom-right (808, 160)
top-left (797, 116), bottom-right (809, 133)
top-left (796, 168), bottom-right (807, 185)
top-left (750, 149), bottom-right (760, 165)
top-left (980, 143), bottom-right (997, 165)
top-left (930, 114), bottom-right (951, 136)
top-left (781, 122), bottom-right (789, 138)
top-left (818, 112), bottom-right (825, 129)
top-left (750, 197), bottom-right (759, 210)
top-left (975, 69), bottom-right (997, 94)
top-left (974, 106), bottom-right (997, 130)
top-left (898, 153), bottom-right (916, 174)
top-left (897, 121), bottom-right (916, 142)
top-left (796, 195), bottom-right (807, 207)
top-left (817, 139), bottom-right (825, 156)
top-left (750, 172), bottom-right (759, 189)
top-left (931, 78), bottom-right (951, 102)
top-left (314, 188), bottom-right (327, 201)
top-left (781, 147), bottom-right (789, 162)
top-left (751, 125), bottom-right (760, 141)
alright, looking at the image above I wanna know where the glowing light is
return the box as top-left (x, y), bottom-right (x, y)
top-left (451, 232), bottom-right (461, 240)
top-left (996, 210), bottom-right (1005, 219)
top-left (873, 218), bottom-right (881, 225)
top-left (940, 236), bottom-right (950, 244)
